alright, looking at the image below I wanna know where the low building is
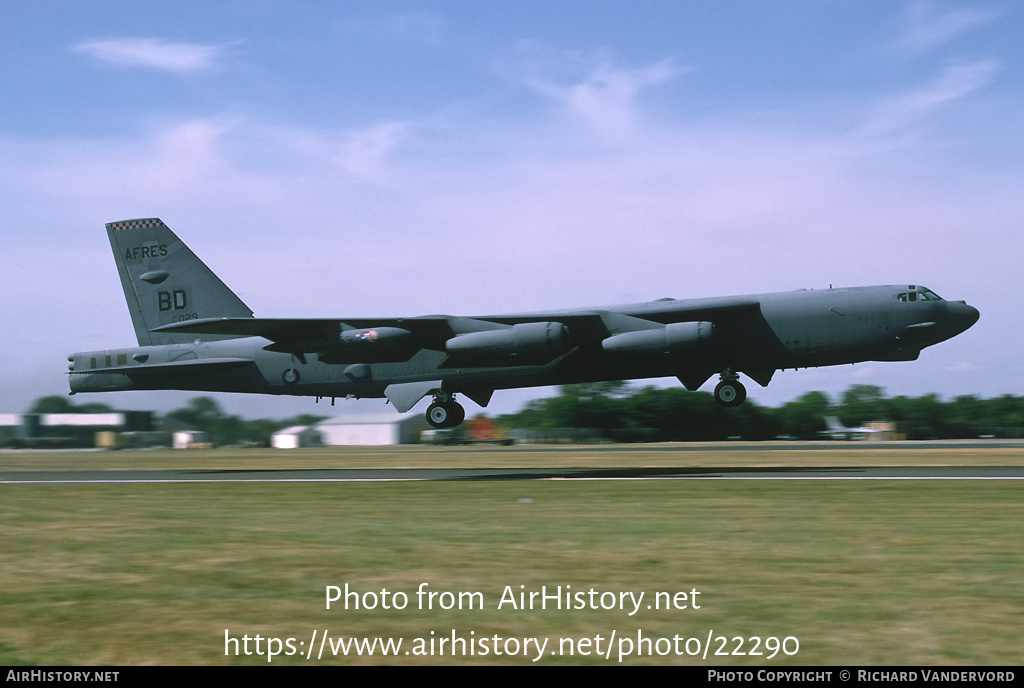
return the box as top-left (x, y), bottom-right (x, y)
top-left (271, 425), bottom-right (323, 449)
top-left (315, 413), bottom-right (422, 446)
top-left (173, 430), bottom-right (211, 449)
top-left (863, 421), bottom-right (906, 441)
top-left (11, 412), bottom-right (154, 448)
top-left (0, 414), bottom-right (20, 446)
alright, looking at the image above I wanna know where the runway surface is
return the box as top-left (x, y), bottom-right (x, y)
top-left (4, 440), bottom-right (1023, 483)
top-left (3, 465), bottom-right (1023, 483)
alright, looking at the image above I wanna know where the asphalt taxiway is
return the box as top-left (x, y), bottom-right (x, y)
top-left (3, 465), bottom-right (1023, 483)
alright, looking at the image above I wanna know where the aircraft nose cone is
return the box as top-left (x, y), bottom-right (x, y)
top-left (949, 301), bottom-right (980, 333)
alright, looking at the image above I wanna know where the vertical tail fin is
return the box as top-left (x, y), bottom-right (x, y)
top-left (106, 218), bottom-right (253, 346)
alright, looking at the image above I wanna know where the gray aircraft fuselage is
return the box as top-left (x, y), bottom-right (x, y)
top-left (68, 219), bottom-right (979, 426)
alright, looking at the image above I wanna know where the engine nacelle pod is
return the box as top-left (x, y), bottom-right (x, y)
top-left (601, 321), bottom-right (716, 357)
top-left (338, 326), bottom-right (412, 347)
top-left (312, 327), bottom-right (417, 364)
top-left (446, 322), bottom-right (570, 363)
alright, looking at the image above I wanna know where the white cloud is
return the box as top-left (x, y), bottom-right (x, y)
top-left (333, 122), bottom-right (408, 178)
top-left (899, 3), bottom-right (1002, 54)
top-left (564, 59), bottom-right (678, 139)
top-left (515, 48), bottom-right (682, 140)
top-left (73, 37), bottom-right (227, 73)
top-left (13, 118), bottom-right (236, 213)
top-left (860, 60), bottom-right (998, 136)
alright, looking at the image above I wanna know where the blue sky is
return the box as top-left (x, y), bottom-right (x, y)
top-left (1, 2), bottom-right (1020, 418)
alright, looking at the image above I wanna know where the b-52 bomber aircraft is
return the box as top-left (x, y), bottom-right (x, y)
top-left (68, 218), bottom-right (979, 428)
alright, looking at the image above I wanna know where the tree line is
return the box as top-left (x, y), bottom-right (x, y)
top-left (27, 383), bottom-right (1024, 445)
top-left (27, 395), bottom-right (324, 447)
top-left (498, 383), bottom-right (1024, 442)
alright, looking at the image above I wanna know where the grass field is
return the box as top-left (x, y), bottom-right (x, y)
top-left (1, 444), bottom-right (1022, 665)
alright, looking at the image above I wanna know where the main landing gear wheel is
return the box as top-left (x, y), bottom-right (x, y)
top-left (426, 400), bottom-right (466, 429)
top-left (714, 379), bottom-right (746, 408)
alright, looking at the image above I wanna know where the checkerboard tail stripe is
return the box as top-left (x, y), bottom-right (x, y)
top-left (107, 218), bottom-right (167, 231)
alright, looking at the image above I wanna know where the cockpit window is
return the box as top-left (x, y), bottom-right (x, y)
top-left (898, 289), bottom-right (943, 303)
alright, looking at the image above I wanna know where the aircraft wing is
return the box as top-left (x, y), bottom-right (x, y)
top-left (152, 317), bottom-right (454, 362)
top-left (152, 316), bottom-right (450, 339)
top-left (475, 297), bottom-right (761, 334)
top-left (471, 296), bottom-right (775, 387)
top-left (153, 296), bottom-right (760, 341)
top-left (617, 295), bottom-right (762, 324)
top-left (476, 295), bottom-right (760, 325)
top-left (151, 296), bottom-right (769, 368)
